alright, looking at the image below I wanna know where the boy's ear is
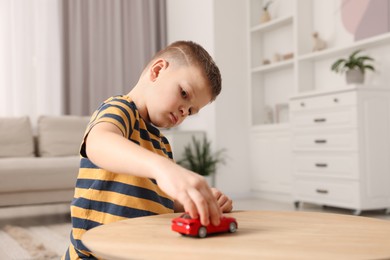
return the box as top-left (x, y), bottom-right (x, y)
top-left (150, 59), bottom-right (168, 81)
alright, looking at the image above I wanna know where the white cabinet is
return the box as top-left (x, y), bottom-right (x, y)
top-left (290, 87), bottom-right (390, 214)
top-left (250, 125), bottom-right (292, 199)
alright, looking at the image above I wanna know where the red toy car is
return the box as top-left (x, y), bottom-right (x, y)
top-left (171, 213), bottom-right (238, 238)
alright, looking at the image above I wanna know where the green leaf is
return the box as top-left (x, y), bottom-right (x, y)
top-left (331, 59), bottom-right (346, 73)
top-left (364, 64), bottom-right (375, 71)
top-left (330, 49), bottom-right (375, 74)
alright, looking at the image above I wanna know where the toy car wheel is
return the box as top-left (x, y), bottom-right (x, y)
top-left (198, 226), bottom-right (207, 238)
top-left (229, 222), bottom-right (237, 233)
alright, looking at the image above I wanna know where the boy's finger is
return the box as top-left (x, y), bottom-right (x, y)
top-left (220, 199), bottom-right (233, 213)
top-left (217, 195), bottom-right (228, 206)
top-left (211, 188), bottom-right (222, 200)
top-left (187, 188), bottom-right (210, 226)
top-left (180, 191), bottom-right (198, 220)
top-left (203, 187), bottom-right (221, 226)
top-left (208, 197), bottom-right (222, 226)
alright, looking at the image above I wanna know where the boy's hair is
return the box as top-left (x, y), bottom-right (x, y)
top-left (148, 40), bottom-right (222, 101)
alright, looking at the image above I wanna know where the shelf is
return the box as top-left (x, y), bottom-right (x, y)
top-left (298, 32), bottom-right (390, 62)
top-left (252, 59), bottom-right (293, 73)
top-left (250, 15), bottom-right (293, 34)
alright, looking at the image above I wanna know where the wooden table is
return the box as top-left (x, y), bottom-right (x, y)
top-left (82, 211), bottom-right (390, 260)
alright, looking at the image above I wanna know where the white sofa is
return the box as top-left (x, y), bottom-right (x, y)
top-left (0, 115), bottom-right (89, 207)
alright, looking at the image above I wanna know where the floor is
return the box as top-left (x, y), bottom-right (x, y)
top-left (0, 197), bottom-right (389, 228)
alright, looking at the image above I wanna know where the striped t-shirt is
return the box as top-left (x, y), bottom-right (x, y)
top-left (63, 95), bottom-right (174, 260)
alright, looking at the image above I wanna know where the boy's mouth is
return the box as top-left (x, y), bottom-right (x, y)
top-left (170, 113), bottom-right (178, 125)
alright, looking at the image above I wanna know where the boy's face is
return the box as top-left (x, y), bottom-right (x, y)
top-left (145, 60), bottom-right (212, 128)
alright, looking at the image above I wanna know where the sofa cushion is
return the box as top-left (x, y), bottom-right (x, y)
top-left (0, 116), bottom-right (34, 158)
top-left (38, 115), bottom-right (90, 157)
top-left (0, 156), bottom-right (79, 192)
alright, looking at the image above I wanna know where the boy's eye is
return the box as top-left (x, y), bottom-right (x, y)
top-left (181, 89), bottom-right (188, 98)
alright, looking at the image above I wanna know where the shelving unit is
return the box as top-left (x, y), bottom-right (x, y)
top-left (294, 0), bottom-right (390, 93)
top-left (296, 31), bottom-right (390, 93)
top-left (249, 0), bottom-right (390, 127)
top-left (252, 59), bottom-right (293, 73)
top-left (298, 33), bottom-right (390, 62)
top-left (248, 0), bottom-right (390, 201)
top-left (248, 0), bottom-right (294, 199)
top-left (249, 0), bottom-right (294, 126)
top-left (250, 15), bottom-right (293, 34)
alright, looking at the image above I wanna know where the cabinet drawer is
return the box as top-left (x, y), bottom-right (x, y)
top-left (290, 91), bottom-right (357, 111)
top-left (294, 179), bottom-right (359, 205)
top-left (292, 130), bottom-right (358, 151)
top-left (292, 153), bottom-right (358, 179)
top-left (291, 107), bottom-right (357, 129)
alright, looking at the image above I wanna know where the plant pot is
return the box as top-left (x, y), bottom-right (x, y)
top-left (346, 69), bottom-right (364, 84)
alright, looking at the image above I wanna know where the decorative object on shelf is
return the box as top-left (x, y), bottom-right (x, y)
top-left (263, 105), bottom-right (274, 124)
top-left (282, 52), bottom-right (294, 60)
top-left (263, 59), bottom-right (271, 65)
top-left (312, 32), bottom-right (327, 52)
top-left (178, 136), bottom-right (226, 187)
top-left (273, 53), bottom-right (281, 62)
top-left (331, 49), bottom-right (375, 84)
top-left (260, 0), bottom-right (273, 24)
top-left (275, 103), bottom-right (289, 123)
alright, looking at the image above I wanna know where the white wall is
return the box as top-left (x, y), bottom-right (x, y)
top-left (166, 0), bottom-right (216, 142)
top-left (213, 0), bottom-right (250, 198)
top-left (166, 0), bottom-right (251, 198)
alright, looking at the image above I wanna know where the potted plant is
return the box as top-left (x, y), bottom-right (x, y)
top-left (331, 49), bottom-right (375, 84)
top-left (178, 136), bottom-right (226, 187)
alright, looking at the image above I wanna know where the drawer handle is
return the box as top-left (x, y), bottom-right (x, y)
top-left (316, 189), bottom-right (328, 194)
top-left (314, 118), bottom-right (326, 123)
top-left (315, 163), bottom-right (328, 168)
top-left (300, 102), bottom-right (305, 107)
top-left (314, 139), bottom-right (327, 144)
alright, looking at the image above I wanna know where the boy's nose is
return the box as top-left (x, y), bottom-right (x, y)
top-left (179, 106), bottom-right (189, 117)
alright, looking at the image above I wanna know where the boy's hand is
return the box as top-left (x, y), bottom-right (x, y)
top-left (154, 162), bottom-right (221, 227)
top-left (211, 188), bottom-right (233, 213)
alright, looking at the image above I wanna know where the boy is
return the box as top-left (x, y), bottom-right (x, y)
top-left (63, 40), bottom-right (233, 259)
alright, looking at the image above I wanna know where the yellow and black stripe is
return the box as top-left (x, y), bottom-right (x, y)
top-left (63, 95), bottom-right (174, 260)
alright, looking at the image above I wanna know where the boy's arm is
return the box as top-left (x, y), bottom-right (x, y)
top-left (85, 121), bottom-right (221, 226)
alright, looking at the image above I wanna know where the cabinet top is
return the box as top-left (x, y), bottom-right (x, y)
top-left (290, 85), bottom-right (390, 100)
